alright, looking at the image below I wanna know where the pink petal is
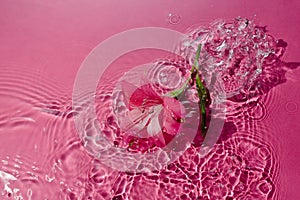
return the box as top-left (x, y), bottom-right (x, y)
top-left (146, 106), bottom-right (163, 136)
top-left (119, 105), bottom-right (164, 138)
top-left (121, 80), bottom-right (139, 108)
top-left (119, 108), bottom-right (149, 133)
top-left (162, 97), bottom-right (185, 135)
top-left (127, 83), bottom-right (162, 109)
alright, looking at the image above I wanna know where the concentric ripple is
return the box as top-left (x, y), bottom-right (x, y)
top-left (147, 57), bottom-right (191, 96)
top-left (1, 17), bottom-right (299, 199)
top-left (70, 18), bottom-right (298, 199)
top-left (0, 64), bottom-right (86, 199)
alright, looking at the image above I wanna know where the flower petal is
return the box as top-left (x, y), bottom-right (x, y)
top-left (162, 97), bottom-right (185, 135)
top-left (146, 106), bottom-right (163, 136)
top-left (121, 80), bottom-right (139, 108)
top-left (125, 83), bottom-right (163, 109)
top-left (119, 107), bottom-right (150, 133)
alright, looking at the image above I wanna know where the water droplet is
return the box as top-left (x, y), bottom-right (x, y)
top-left (168, 13), bottom-right (181, 25)
top-left (27, 188), bottom-right (32, 199)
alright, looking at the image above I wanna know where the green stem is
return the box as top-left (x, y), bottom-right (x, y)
top-left (195, 70), bottom-right (208, 137)
top-left (168, 44), bottom-right (203, 97)
top-left (168, 43), bottom-right (208, 137)
top-left (168, 78), bottom-right (190, 98)
top-left (192, 44), bottom-right (208, 137)
top-left (191, 44), bottom-right (202, 72)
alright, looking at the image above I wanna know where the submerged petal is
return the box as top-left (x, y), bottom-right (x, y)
top-left (119, 108), bottom-right (150, 133)
top-left (124, 83), bottom-right (163, 109)
top-left (121, 80), bottom-right (138, 108)
top-left (146, 105), bottom-right (163, 136)
top-left (162, 97), bottom-right (185, 135)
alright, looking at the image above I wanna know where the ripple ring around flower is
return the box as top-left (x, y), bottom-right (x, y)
top-left (72, 27), bottom-right (226, 173)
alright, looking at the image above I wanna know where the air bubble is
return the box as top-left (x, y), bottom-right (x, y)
top-left (168, 13), bottom-right (181, 25)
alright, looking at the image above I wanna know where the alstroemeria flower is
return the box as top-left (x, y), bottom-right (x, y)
top-left (119, 81), bottom-right (185, 146)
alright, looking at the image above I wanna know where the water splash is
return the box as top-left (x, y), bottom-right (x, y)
top-left (0, 17), bottom-right (299, 199)
top-left (70, 18), bottom-right (299, 199)
top-left (180, 17), bottom-right (287, 100)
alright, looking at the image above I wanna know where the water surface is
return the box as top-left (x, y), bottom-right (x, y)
top-left (0, 1), bottom-right (300, 199)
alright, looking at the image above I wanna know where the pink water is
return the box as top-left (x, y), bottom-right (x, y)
top-left (0, 0), bottom-right (300, 199)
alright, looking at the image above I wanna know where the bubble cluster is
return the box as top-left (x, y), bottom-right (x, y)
top-left (180, 17), bottom-right (287, 98)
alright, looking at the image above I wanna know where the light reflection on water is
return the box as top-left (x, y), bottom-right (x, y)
top-left (0, 3), bottom-right (300, 199)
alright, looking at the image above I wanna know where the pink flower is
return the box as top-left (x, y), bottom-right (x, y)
top-left (119, 81), bottom-right (185, 147)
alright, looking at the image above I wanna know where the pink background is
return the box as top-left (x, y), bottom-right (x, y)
top-left (0, 0), bottom-right (299, 199)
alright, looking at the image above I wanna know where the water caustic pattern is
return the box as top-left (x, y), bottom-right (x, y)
top-left (73, 17), bottom-right (298, 199)
top-left (0, 18), bottom-right (299, 199)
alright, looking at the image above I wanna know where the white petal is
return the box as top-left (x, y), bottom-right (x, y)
top-left (120, 108), bottom-right (149, 132)
top-left (147, 114), bottom-right (161, 136)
